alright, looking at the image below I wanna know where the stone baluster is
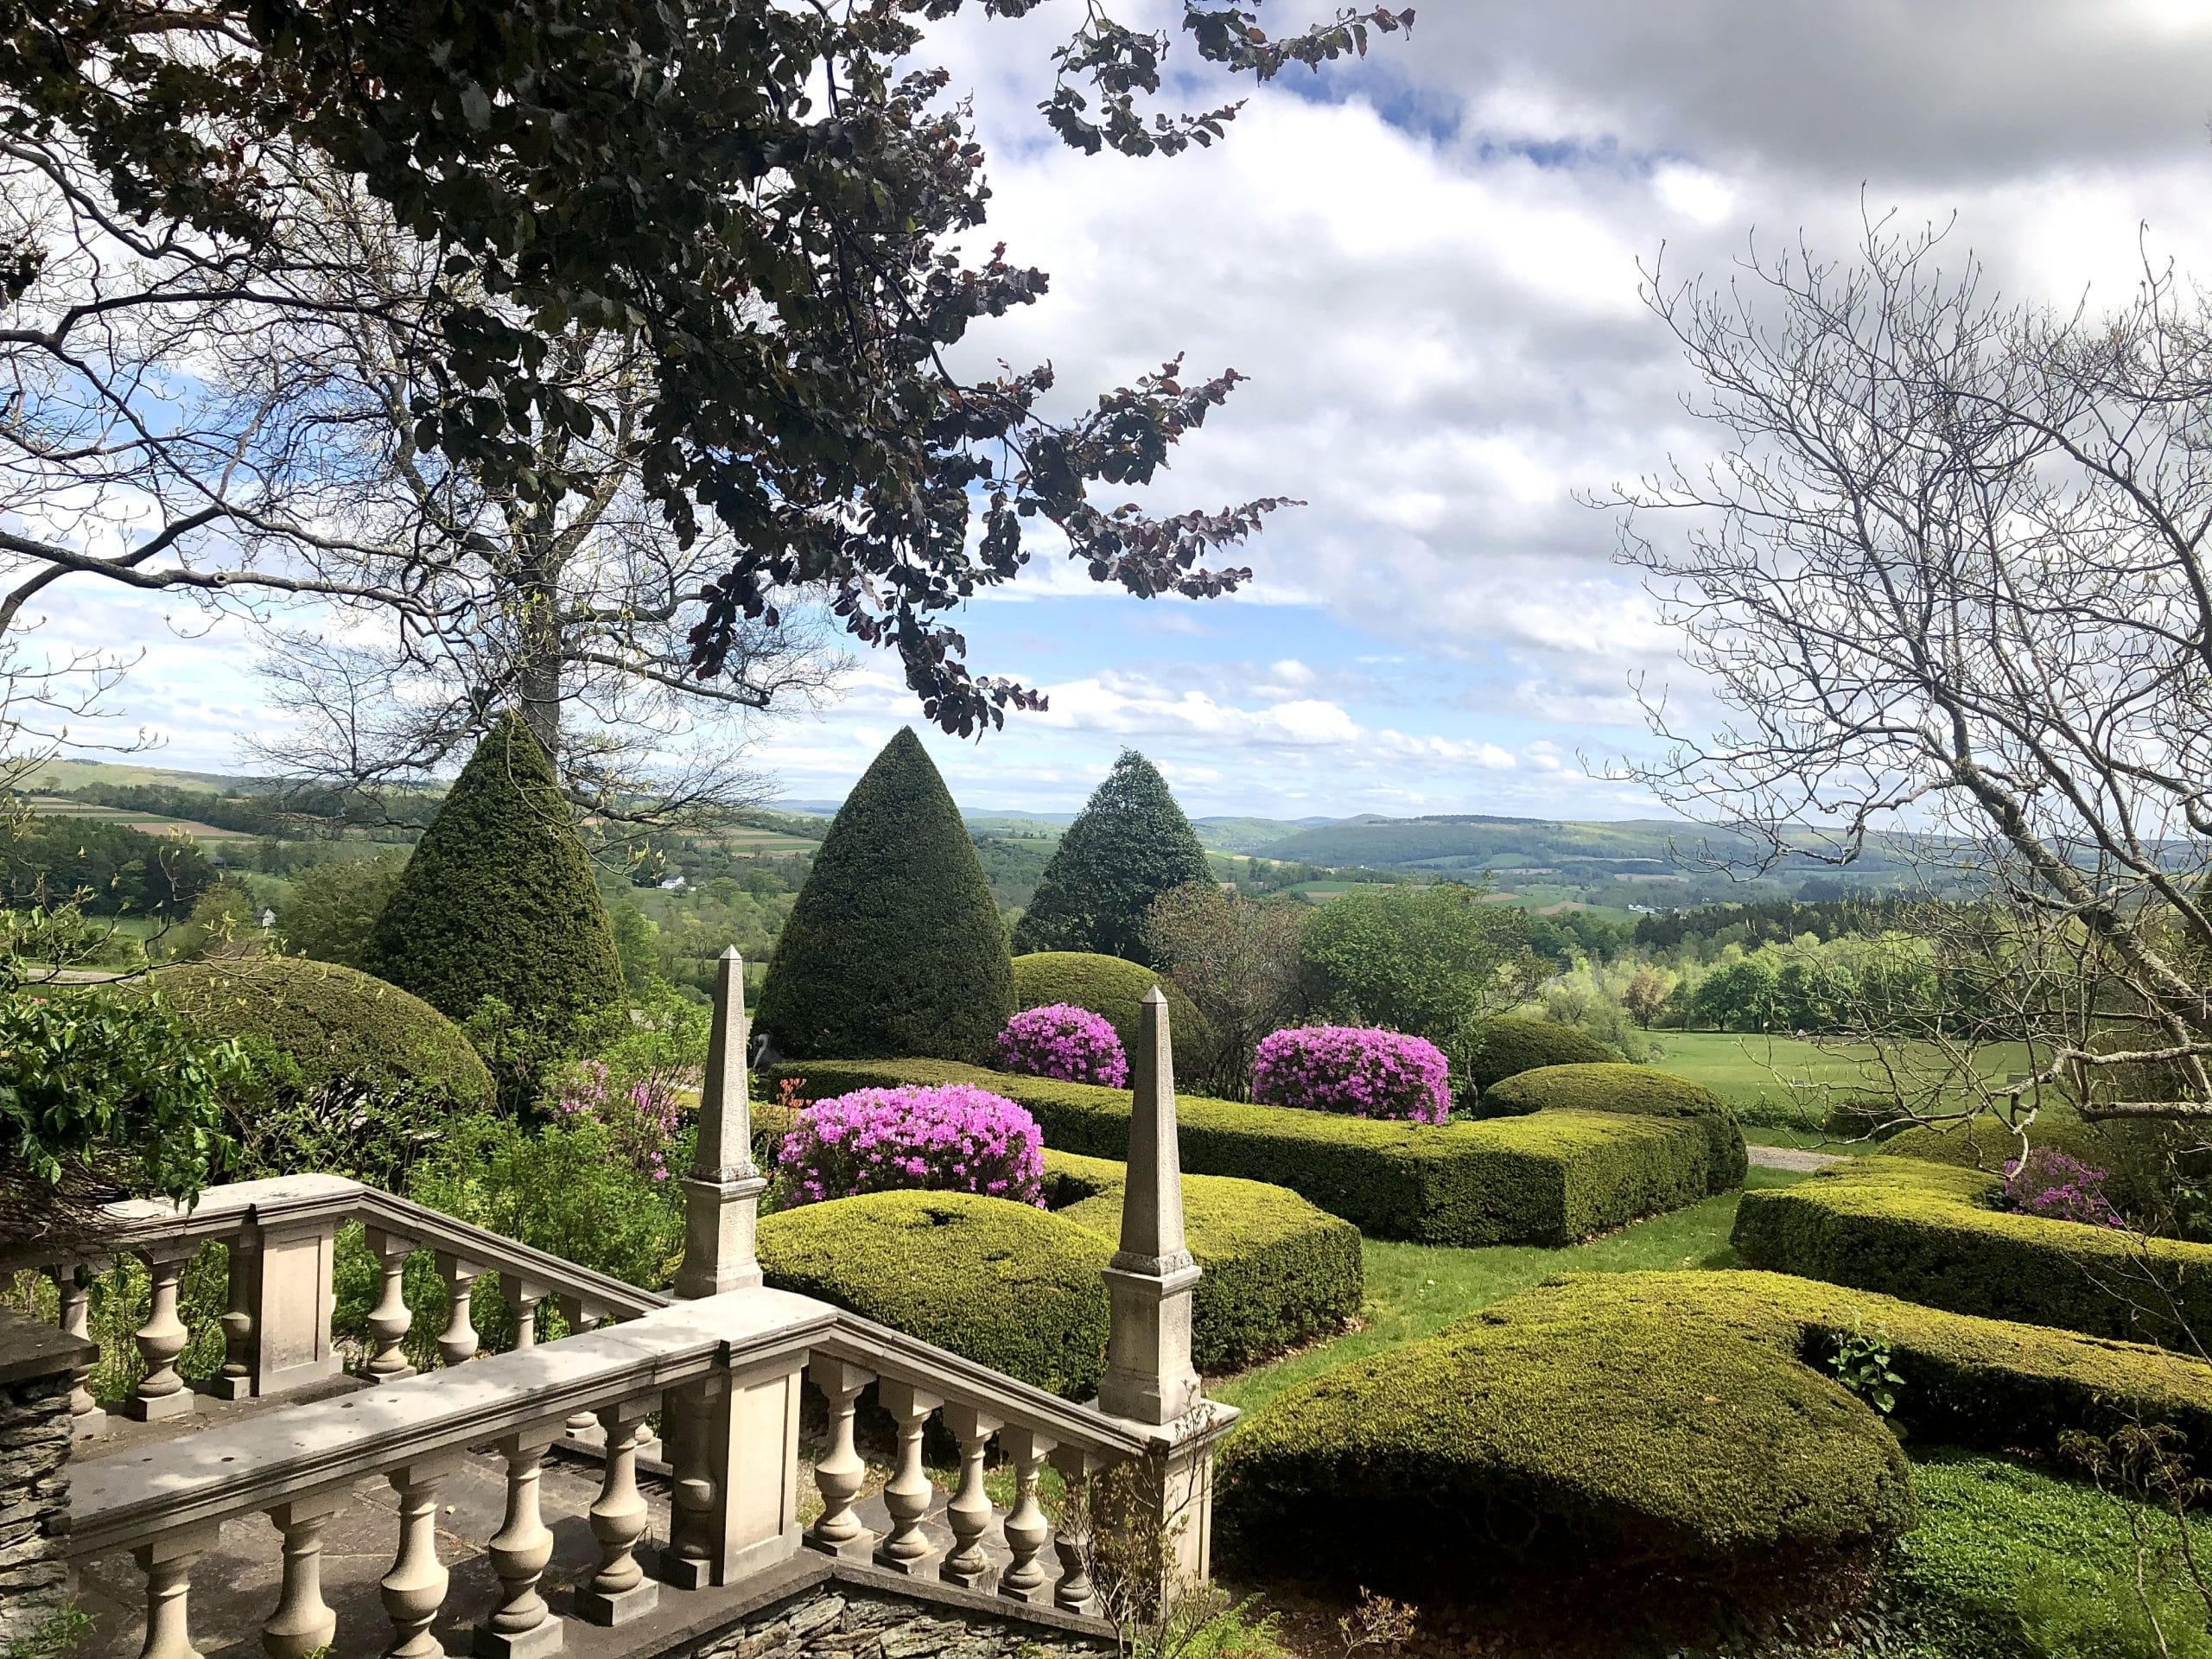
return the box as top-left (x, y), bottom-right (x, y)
top-left (381, 1459), bottom-right (459, 1659)
top-left (215, 1223), bottom-right (263, 1401)
top-left (476, 1427), bottom-right (563, 1658)
top-left (997, 1427), bottom-right (1058, 1605)
top-left (364, 1229), bottom-right (416, 1382)
top-left (804, 1357), bottom-right (875, 1560)
top-left (435, 1253), bottom-right (480, 1368)
top-left (500, 1274), bottom-right (546, 1349)
top-left (132, 1525), bottom-right (217, 1659)
top-left (261, 1497), bottom-right (341, 1659)
top-left (575, 1398), bottom-right (659, 1625)
top-left (874, 1380), bottom-right (944, 1578)
top-left (48, 1260), bottom-right (105, 1438)
top-left (660, 1376), bottom-right (723, 1592)
top-left (1047, 1446), bottom-right (1112, 1617)
top-left (555, 1299), bottom-right (603, 1440)
top-left (127, 1245), bottom-right (197, 1422)
top-left (940, 1404), bottom-right (1004, 1591)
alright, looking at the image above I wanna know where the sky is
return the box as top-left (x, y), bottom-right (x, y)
top-left (47, 0), bottom-right (2212, 818)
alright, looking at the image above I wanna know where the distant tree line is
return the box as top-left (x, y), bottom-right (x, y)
top-left (0, 817), bottom-right (220, 915)
top-left (1632, 897), bottom-right (1918, 953)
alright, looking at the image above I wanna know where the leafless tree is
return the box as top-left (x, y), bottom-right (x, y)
top-left (1604, 219), bottom-right (2212, 1124)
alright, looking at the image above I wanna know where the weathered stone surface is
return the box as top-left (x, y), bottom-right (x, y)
top-left (0, 1320), bottom-right (82, 1654)
top-left (686, 1590), bottom-right (1108, 1659)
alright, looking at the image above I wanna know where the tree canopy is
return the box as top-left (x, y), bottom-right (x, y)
top-left (1013, 749), bottom-right (1213, 963)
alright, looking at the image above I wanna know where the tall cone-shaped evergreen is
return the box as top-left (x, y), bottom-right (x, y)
top-left (369, 711), bottom-right (623, 1045)
top-left (758, 728), bottom-right (1012, 1061)
top-left (1012, 749), bottom-right (1212, 965)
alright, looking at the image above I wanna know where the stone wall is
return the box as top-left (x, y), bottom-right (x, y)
top-left (0, 1309), bottom-right (86, 1659)
top-left (685, 1587), bottom-right (1114, 1659)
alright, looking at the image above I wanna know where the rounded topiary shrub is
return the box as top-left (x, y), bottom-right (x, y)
top-left (757, 1191), bottom-right (1110, 1396)
top-left (1010, 951), bottom-right (1211, 1083)
top-left (367, 712), bottom-right (623, 1059)
top-left (996, 1003), bottom-right (1128, 1087)
top-left (757, 729), bottom-right (1012, 1062)
top-left (1251, 1026), bottom-right (1450, 1124)
top-left (778, 1084), bottom-right (1045, 1207)
top-left (142, 956), bottom-right (495, 1186)
top-left (1483, 1063), bottom-right (1747, 1193)
top-left (1217, 1272), bottom-right (1916, 1599)
top-left (1465, 1014), bottom-right (1619, 1094)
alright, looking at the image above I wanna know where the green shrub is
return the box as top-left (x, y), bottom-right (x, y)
top-left (1885, 1116), bottom-right (2186, 1231)
top-left (367, 712), bottom-right (623, 1077)
top-left (1011, 951), bottom-right (1211, 1082)
top-left (756, 1190), bottom-right (1110, 1396)
top-left (1047, 1150), bottom-right (1362, 1372)
top-left (1299, 887), bottom-right (1531, 1078)
top-left (769, 1058), bottom-right (1720, 1245)
top-left (139, 956), bottom-right (495, 1187)
top-left (1218, 1269), bottom-right (1917, 1590)
top-left (756, 729), bottom-right (1011, 1062)
top-left (1733, 1155), bottom-right (2212, 1346)
top-left (1010, 750), bottom-right (1212, 965)
top-left (1465, 1014), bottom-right (1619, 1093)
top-left (1480, 1062), bottom-right (1747, 1193)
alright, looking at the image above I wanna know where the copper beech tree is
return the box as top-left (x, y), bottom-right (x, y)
top-left (0, 0), bottom-right (1414, 800)
top-left (1609, 222), bottom-right (2212, 1125)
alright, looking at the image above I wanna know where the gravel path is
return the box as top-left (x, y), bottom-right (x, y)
top-left (1746, 1144), bottom-right (1849, 1173)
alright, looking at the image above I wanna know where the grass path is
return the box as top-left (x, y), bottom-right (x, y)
top-left (1213, 1166), bottom-right (1809, 1416)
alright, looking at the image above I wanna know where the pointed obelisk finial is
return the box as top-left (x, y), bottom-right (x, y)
top-left (1098, 985), bottom-right (1202, 1424)
top-left (674, 947), bottom-right (766, 1298)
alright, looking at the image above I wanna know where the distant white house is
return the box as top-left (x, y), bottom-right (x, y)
top-left (658, 874), bottom-right (689, 892)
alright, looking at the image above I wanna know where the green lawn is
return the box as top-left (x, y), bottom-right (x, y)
top-left (1213, 1166), bottom-right (1808, 1416)
top-left (1648, 1029), bottom-right (2036, 1126)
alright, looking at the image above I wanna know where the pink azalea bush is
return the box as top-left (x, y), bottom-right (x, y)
top-left (1996, 1148), bottom-right (2126, 1228)
top-left (1251, 1026), bottom-right (1451, 1124)
top-left (549, 1059), bottom-right (683, 1184)
top-left (995, 1003), bottom-right (1129, 1087)
top-left (779, 1084), bottom-right (1046, 1207)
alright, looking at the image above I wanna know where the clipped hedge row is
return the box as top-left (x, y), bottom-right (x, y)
top-left (1465, 1014), bottom-right (1619, 1093)
top-left (1048, 1150), bottom-right (1363, 1374)
top-left (1480, 1063), bottom-right (1747, 1193)
top-left (754, 1152), bottom-right (1363, 1392)
top-left (1883, 1115), bottom-right (2184, 1227)
top-left (770, 1058), bottom-right (1720, 1245)
top-left (1220, 1268), bottom-right (2212, 1593)
top-left (1732, 1155), bottom-right (2212, 1345)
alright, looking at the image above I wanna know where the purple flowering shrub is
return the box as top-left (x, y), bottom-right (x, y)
top-left (1251, 1026), bottom-right (1451, 1125)
top-left (549, 1059), bottom-right (683, 1184)
top-left (779, 1084), bottom-right (1046, 1207)
top-left (1995, 1148), bottom-right (2126, 1228)
top-left (995, 1003), bottom-right (1129, 1087)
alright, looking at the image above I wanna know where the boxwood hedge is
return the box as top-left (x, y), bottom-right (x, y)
top-left (1464, 1014), bottom-right (1618, 1094)
top-left (1220, 1268), bottom-right (2212, 1593)
top-left (769, 1058), bottom-right (1720, 1245)
top-left (1732, 1154), bottom-right (2212, 1345)
top-left (1047, 1150), bottom-right (1362, 1372)
top-left (1883, 1115), bottom-right (2184, 1228)
top-left (754, 1153), bottom-right (1362, 1390)
top-left (1480, 1063), bottom-right (1748, 1193)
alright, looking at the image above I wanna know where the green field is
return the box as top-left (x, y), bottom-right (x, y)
top-left (1649, 1029), bottom-right (2037, 1126)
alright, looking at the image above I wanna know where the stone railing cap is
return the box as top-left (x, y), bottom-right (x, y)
top-left (0, 1304), bottom-right (99, 1387)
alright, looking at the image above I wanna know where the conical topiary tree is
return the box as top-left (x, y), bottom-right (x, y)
top-left (1011, 749), bottom-right (1212, 965)
top-left (368, 711), bottom-right (623, 1052)
top-left (758, 728), bottom-right (1012, 1061)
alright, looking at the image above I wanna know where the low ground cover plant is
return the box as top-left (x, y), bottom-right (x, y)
top-left (779, 1082), bottom-right (1046, 1206)
top-left (1250, 1025), bottom-right (1449, 1123)
top-left (995, 1001), bottom-right (1128, 1086)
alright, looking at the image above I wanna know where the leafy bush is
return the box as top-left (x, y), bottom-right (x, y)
top-left (135, 956), bottom-right (495, 1188)
top-left (1479, 1062), bottom-right (1747, 1194)
top-left (1733, 1155), bottom-right (2212, 1344)
top-left (756, 1190), bottom-right (1111, 1396)
top-left (1250, 1026), bottom-right (1449, 1123)
top-left (367, 712), bottom-right (623, 1094)
top-left (276, 849), bottom-right (409, 971)
top-left (1011, 950), bottom-right (1211, 1083)
top-left (1463, 1014), bottom-right (1618, 1094)
top-left (755, 728), bottom-right (1011, 1062)
top-left (1010, 749), bottom-right (1213, 964)
top-left (1885, 1116), bottom-right (2190, 1235)
top-left (1142, 883), bottom-right (1308, 1099)
top-left (771, 1058), bottom-right (1720, 1244)
top-left (778, 1084), bottom-right (1045, 1206)
top-left (996, 1002), bottom-right (1128, 1086)
top-left (1999, 1148), bottom-right (2125, 1228)
top-left (1049, 1150), bottom-right (1362, 1372)
top-left (1217, 1270), bottom-right (1917, 1591)
top-left (548, 1059), bottom-right (682, 1185)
